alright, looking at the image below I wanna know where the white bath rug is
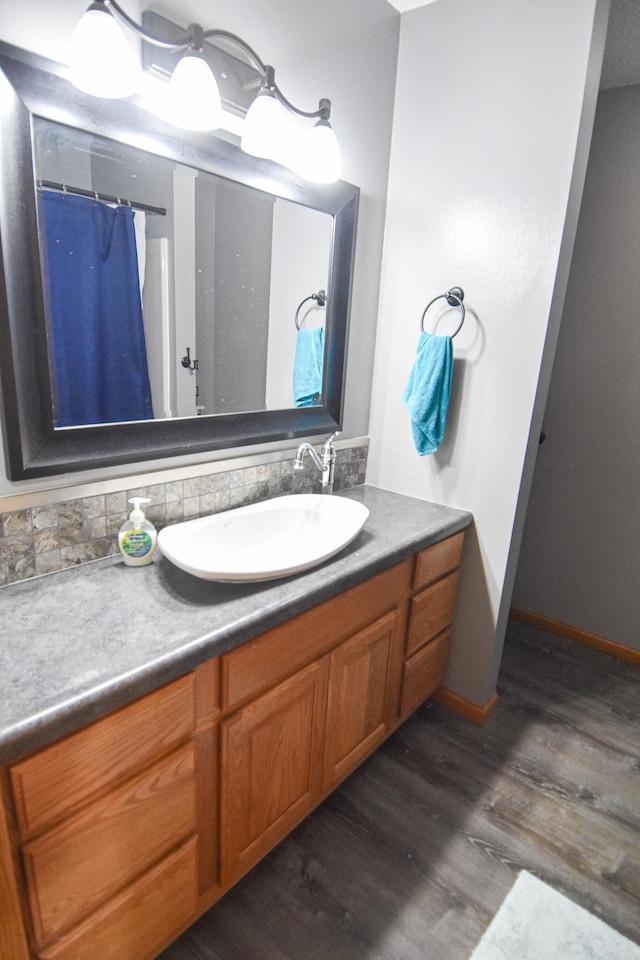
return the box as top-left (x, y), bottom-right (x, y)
top-left (469, 870), bottom-right (640, 960)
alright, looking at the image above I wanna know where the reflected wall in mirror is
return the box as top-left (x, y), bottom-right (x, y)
top-left (34, 119), bottom-right (333, 426)
top-left (0, 41), bottom-right (358, 479)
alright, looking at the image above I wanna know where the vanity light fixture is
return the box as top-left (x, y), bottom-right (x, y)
top-left (68, 0), bottom-right (140, 98)
top-left (67, 0), bottom-right (341, 182)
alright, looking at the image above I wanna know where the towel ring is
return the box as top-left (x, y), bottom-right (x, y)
top-left (420, 286), bottom-right (465, 338)
top-left (295, 289), bottom-right (327, 330)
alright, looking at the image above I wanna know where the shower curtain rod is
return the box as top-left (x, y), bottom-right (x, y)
top-left (37, 179), bottom-right (167, 216)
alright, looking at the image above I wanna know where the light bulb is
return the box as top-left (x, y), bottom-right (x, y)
top-left (292, 119), bottom-right (341, 184)
top-left (68, 3), bottom-right (140, 99)
top-left (165, 53), bottom-right (222, 131)
top-left (241, 89), bottom-right (287, 160)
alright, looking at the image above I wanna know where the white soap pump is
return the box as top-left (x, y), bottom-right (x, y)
top-left (118, 498), bottom-right (157, 566)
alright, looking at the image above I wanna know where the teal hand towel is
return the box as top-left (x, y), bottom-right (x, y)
top-left (293, 327), bottom-right (324, 407)
top-left (402, 331), bottom-right (453, 455)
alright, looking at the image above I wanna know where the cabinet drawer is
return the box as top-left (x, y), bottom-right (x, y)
top-left (11, 674), bottom-right (197, 841)
top-left (406, 570), bottom-right (459, 657)
top-left (23, 744), bottom-right (197, 948)
top-left (413, 532), bottom-right (464, 591)
top-left (37, 837), bottom-right (197, 960)
top-left (399, 629), bottom-right (451, 718)
top-left (222, 559), bottom-right (412, 712)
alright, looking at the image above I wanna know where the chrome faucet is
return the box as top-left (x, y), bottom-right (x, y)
top-left (294, 432), bottom-right (339, 494)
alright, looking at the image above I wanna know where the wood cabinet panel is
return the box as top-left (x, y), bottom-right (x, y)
top-left (406, 570), bottom-right (459, 657)
top-left (195, 659), bottom-right (221, 722)
top-left (23, 744), bottom-right (197, 948)
top-left (222, 560), bottom-right (412, 713)
top-left (194, 724), bottom-right (219, 897)
top-left (37, 838), bottom-right (198, 960)
top-left (192, 658), bottom-right (222, 899)
top-left (0, 777), bottom-right (30, 960)
top-left (11, 675), bottom-right (197, 842)
top-left (322, 611), bottom-right (404, 792)
top-left (399, 629), bottom-right (451, 719)
top-left (220, 658), bottom-right (329, 886)
top-left (413, 532), bottom-right (464, 591)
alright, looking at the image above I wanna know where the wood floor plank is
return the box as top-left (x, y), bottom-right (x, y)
top-left (158, 623), bottom-right (640, 960)
top-left (409, 685), bottom-right (639, 833)
top-left (337, 737), bottom-right (640, 941)
top-left (503, 622), bottom-right (640, 738)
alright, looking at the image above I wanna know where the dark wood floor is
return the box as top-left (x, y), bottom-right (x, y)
top-left (159, 620), bottom-right (640, 960)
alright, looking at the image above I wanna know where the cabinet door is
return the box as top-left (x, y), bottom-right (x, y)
top-left (322, 610), bottom-right (403, 793)
top-left (220, 657), bottom-right (329, 886)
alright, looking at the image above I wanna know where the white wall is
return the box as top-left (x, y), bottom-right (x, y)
top-left (266, 203), bottom-right (332, 411)
top-left (513, 82), bottom-right (640, 653)
top-left (367, 0), bottom-right (608, 705)
top-left (0, 0), bottom-right (399, 501)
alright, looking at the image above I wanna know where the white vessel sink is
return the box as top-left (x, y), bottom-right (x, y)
top-left (157, 494), bottom-right (370, 582)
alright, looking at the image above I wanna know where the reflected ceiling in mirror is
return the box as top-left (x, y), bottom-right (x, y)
top-left (0, 41), bottom-right (358, 479)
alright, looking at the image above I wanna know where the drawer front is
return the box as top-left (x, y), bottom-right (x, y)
top-left (406, 570), bottom-right (459, 657)
top-left (37, 837), bottom-right (197, 960)
top-left (399, 629), bottom-right (451, 718)
top-left (222, 559), bottom-right (412, 712)
top-left (413, 532), bottom-right (464, 591)
top-left (24, 744), bottom-right (197, 948)
top-left (11, 674), bottom-right (197, 841)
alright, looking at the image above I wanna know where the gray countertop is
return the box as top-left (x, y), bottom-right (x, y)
top-left (0, 486), bottom-right (472, 765)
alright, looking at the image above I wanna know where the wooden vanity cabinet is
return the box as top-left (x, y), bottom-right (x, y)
top-left (1, 531), bottom-right (464, 960)
top-left (7, 662), bottom-right (221, 960)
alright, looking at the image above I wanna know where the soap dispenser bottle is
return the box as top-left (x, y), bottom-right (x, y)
top-left (118, 498), bottom-right (157, 566)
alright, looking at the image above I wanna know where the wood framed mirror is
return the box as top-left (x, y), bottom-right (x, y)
top-left (0, 41), bottom-right (359, 480)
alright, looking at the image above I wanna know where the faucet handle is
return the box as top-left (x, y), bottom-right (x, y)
top-left (322, 432), bottom-right (340, 455)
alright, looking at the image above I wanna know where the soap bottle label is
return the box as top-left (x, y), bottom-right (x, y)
top-left (121, 530), bottom-right (154, 558)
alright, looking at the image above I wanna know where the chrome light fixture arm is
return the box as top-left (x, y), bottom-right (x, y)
top-left (261, 66), bottom-right (332, 122)
top-left (73, 1), bottom-right (340, 180)
top-left (102, 1), bottom-right (332, 121)
top-left (102, 0), bottom-right (193, 50)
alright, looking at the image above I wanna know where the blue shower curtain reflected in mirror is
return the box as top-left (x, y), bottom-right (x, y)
top-left (41, 191), bottom-right (153, 427)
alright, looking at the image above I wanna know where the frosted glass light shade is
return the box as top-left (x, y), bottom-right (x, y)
top-left (166, 54), bottom-right (222, 131)
top-left (242, 90), bottom-right (289, 161)
top-left (68, 6), bottom-right (140, 99)
top-left (293, 119), bottom-right (341, 183)
top-left (240, 90), bottom-right (293, 166)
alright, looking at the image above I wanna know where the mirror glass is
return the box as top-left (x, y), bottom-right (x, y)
top-left (0, 41), bottom-right (358, 480)
top-left (34, 118), bottom-right (333, 426)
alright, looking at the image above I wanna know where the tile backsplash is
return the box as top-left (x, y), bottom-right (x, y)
top-left (0, 441), bottom-right (368, 586)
